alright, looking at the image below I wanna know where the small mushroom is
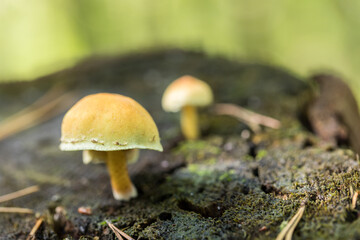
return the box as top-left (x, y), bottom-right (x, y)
top-left (162, 75), bottom-right (213, 140)
top-left (60, 93), bottom-right (163, 201)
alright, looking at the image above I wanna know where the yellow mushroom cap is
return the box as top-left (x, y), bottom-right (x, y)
top-left (161, 75), bottom-right (213, 112)
top-left (60, 93), bottom-right (163, 152)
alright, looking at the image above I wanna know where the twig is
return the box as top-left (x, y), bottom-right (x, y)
top-left (26, 218), bottom-right (44, 240)
top-left (0, 207), bottom-right (34, 214)
top-left (0, 89), bottom-right (76, 141)
top-left (276, 203), bottom-right (306, 240)
top-left (213, 103), bottom-right (281, 131)
top-left (106, 221), bottom-right (135, 240)
top-left (352, 191), bottom-right (359, 209)
top-left (0, 185), bottom-right (39, 204)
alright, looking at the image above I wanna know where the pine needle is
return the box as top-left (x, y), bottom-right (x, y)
top-left (352, 191), bottom-right (359, 209)
top-left (26, 217), bottom-right (44, 240)
top-left (106, 221), bottom-right (124, 240)
top-left (0, 207), bottom-right (34, 214)
top-left (106, 221), bottom-right (135, 240)
top-left (284, 205), bottom-right (305, 240)
top-left (0, 85), bottom-right (76, 141)
top-left (276, 203), bottom-right (306, 240)
top-left (1, 83), bottom-right (65, 123)
top-left (0, 185), bottom-right (39, 204)
top-left (213, 103), bottom-right (281, 131)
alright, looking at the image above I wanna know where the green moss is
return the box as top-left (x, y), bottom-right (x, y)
top-left (256, 149), bottom-right (268, 160)
top-left (173, 138), bottom-right (222, 163)
top-left (97, 216), bottom-right (123, 226)
top-left (218, 170), bottom-right (236, 182)
top-left (187, 163), bottom-right (214, 177)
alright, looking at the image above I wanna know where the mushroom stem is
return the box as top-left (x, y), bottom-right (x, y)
top-left (181, 105), bottom-right (199, 140)
top-left (106, 151), bottom-right (137, 201)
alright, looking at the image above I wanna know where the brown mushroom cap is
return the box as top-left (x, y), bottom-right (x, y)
top-left (162, 75), bottom-right (213, 112)
top-left (60, 93), bottom-right (163, 152)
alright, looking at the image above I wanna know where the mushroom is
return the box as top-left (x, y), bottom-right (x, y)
top-left (60, 93), bottom-right (163, 201)
top-left (162, 75), bottom-right (213, 140)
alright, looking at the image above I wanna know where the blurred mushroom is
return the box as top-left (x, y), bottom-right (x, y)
top-left (60, 93), bottom-right (163, 201)
top-left (162, 75), bottom-right (213, 140)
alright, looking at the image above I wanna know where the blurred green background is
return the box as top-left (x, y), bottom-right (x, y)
top-left (1, 0), bottom-right (360, 91)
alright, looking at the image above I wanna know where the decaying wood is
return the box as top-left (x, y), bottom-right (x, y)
top-left (1, 51), bottom-right (359, 239)
top-left (307, 74), bottom-right (360, 154)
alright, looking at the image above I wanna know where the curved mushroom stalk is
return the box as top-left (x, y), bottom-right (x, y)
top-left (181, 105), bottom-right (199, 140)
top-left (83, 149), bottom-right (139, 200)
top-left (106, 150), bottom-right (138, 201)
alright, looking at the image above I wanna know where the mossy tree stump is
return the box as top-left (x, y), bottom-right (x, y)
top-left (0, 51), bottom-right (359, 239)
